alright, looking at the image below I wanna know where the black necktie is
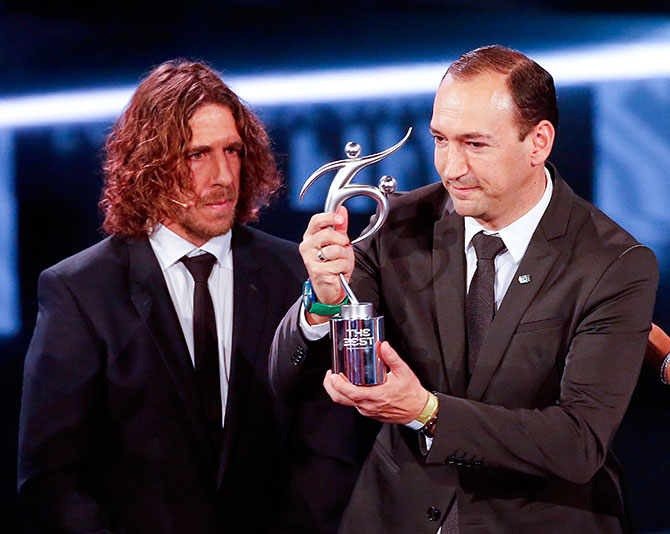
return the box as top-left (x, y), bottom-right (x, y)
top-left (466, 232), bottom-right (506, 375)
top-left (181, 253), bottom-right (222, 451)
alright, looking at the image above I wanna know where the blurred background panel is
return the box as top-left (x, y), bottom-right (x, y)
top-left (1, 1), bottom-right (669, 532)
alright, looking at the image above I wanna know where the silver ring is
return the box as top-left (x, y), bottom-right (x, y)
top-left (317, 248), bottom-right (326, 262)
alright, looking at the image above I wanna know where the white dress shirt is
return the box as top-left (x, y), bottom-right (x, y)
top-left (149, 224), bottom-right (234, 426)
top-left (464, 168), bottom-right (553, 309)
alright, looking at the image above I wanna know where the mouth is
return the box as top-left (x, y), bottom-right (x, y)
top-left (203, 198), bottom-right (234, 212)
top-left (447, 183), bottom-right (479, 197)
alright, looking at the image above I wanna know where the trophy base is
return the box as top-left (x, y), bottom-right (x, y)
top-left (330, 304), bottom-right (385, 386)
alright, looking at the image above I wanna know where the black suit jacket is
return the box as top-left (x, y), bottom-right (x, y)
top-left (271, 165), bottom-right (658, 534)
top-left (18, 224), bottom-right (309, 533)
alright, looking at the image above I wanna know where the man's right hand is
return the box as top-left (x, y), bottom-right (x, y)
top-left (298, 206), bottom-right (353, 325)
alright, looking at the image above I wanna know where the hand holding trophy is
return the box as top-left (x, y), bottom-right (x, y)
top-left (300, 128), bottom-right (411, 385)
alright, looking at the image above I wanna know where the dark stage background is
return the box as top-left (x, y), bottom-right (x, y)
top-left (1, 2), bottom-right (669, 532)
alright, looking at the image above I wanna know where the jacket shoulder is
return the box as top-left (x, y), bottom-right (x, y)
top-left (557, 178), bottom-right (649, 255)
top-left (381, 182), bottom-right (449, 234)
top-left (236, 224), bottom-right (299, 254)
top-left (544, 176), bottom-right (657, 279)
top-left (387, 181), bottom-right (447, 212)
top-left (233, 225), bottom-right (305, 276)
top-left (45, 236), bottom-right (129, 281)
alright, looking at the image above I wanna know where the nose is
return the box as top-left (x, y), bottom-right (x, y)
top-left (211, 151), bottom-right (239, 186)
top-left (437, 143), bottom-right (468, 181)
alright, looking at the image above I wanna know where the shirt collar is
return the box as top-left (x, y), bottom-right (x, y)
top-left (464, 167), bottom-right (553, 263)
top-left (149, 224), bottom-right (233, 272)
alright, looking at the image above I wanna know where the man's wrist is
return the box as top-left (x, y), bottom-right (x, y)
top-left (299, 302), bottom-right (331, 338)
top-left (305, 310), bottom-right (331, 326)
top-left (302, 279), bottom-right (349, 317)
top-left (406, 392), bottom-right (439, 431)
top-left (661, 353), bottom-right (670, 385)
top-left (422, 410), bottom-right (439, 438)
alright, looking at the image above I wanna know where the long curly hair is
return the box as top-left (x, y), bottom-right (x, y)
top-left (100, 59), bottom-right (281, 237)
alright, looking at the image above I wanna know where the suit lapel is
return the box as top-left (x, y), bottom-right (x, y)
top-left (127, 238), bottom-right (215, 469)
top-left (217, 226), bottom-right (268, 487)
top-left (466, 169), bottom-right (573, 400)
top-left (432, 211), bottom-right (468, 397)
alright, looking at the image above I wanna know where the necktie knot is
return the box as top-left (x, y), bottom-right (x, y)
top-left (472, 232), bottom-right (506, 261)
top-left (181, 252), bottom-right (217, 283)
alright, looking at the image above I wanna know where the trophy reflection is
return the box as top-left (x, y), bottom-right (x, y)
top-left (300, 128), bottom-right (411, 385)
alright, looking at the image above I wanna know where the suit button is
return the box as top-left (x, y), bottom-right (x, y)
top-left (446, 455), bottom-right (456, 465)
top-left (456, 457), bottom-right (465, 466)
top-left (290, 347), bottom-right (305, 366)
top-left (426, 506), bottom-right (441, 521)
top-left (474, 460), bottom-right (482, 467)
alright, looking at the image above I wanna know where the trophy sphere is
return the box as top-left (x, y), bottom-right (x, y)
top-left (344, 142), bottom-right (362, 159)
top-left (378, 175), bottom-right (398, 195)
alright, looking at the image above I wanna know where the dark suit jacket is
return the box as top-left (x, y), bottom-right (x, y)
top-left (18, 224), bottom-right (310, 533)
top-left (271, 165), bottom-right (658, 534)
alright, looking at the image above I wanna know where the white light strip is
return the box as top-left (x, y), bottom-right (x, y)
top-left (0, 87), bottom-right (135, 128)
top-left (537, 42), bottom-right (670, 85)
top-left (229, 63), bottom-right (444, 105)
top-left (0, 41), bottom-right (669, 127)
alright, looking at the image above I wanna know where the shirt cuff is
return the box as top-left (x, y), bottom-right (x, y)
top-left (298, 302), bottom-right (330, 341)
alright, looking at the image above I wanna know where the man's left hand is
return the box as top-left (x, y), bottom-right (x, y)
top-left (323, 341), bottom-right (429, 424)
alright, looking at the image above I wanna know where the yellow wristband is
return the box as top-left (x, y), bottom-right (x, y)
top-left (415, 392), bottom-right (439, 426)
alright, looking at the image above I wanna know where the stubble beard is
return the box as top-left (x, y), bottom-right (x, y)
top-left (178, 187), bottom-right (238, 242)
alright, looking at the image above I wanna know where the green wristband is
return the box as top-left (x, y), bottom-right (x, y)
top-left (302, 279), bottom-right (350, 316)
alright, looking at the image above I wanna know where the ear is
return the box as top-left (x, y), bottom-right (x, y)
top-left (529, 120), bottom-right (555, 167)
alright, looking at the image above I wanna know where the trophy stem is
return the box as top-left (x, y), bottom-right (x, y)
top-left (338, 273), bottom-right (359, 305)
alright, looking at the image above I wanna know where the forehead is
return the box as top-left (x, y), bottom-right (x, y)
top-left (188, 103), bottom-right (241, 144)
top-left (431, 72), bottom-right (516, 133)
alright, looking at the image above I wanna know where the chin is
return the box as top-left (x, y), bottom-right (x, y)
top-left (205, 220), bottom-right (235, 238)
top-left (451, 200), bottom-right (477, 218)
top-left (188, 218), bottom-right (235, 242)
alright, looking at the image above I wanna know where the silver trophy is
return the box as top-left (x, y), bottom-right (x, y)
top-left (300, 128), bottom-right (412, 385)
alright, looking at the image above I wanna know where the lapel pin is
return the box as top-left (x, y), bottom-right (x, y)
top-left (518, 274), bottom-right (531, 284)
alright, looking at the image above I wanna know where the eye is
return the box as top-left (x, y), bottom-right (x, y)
top-left (432, 134), bottom-right (446, 144)
top-left (467, 141), bottom-right (487, 149)
top-left (225, 145), bottom-right (244, 158)
top-left (188, 151), bottom-right (204, 161)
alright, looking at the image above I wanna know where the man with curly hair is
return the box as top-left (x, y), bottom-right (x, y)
top-left (17, 59), bottom-right (357, 533)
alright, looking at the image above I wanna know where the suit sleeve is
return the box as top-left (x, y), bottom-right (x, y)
top-left (18, 268), bottom-right (115, 533)
top-left (269, 292), bottom-right (381, 534)
top-left (425, 245), bottom-right (658, 483)
top-left (269, 298), bottom-right (332, 399)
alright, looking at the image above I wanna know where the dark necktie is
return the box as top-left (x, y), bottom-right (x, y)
top-left (465, 231), bottom-right (506, 375)
top-left (180, 253), bottom-right (222, 452)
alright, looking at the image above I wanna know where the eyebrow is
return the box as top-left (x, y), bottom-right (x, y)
top-left (461, 132), bottom-right (494, 141)
top-left (428, 127), bottom-right (493, 141)
top-left (186, 140), bottom-right (245, 152)
top-left (186, 145), bottom-right (212, 153)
